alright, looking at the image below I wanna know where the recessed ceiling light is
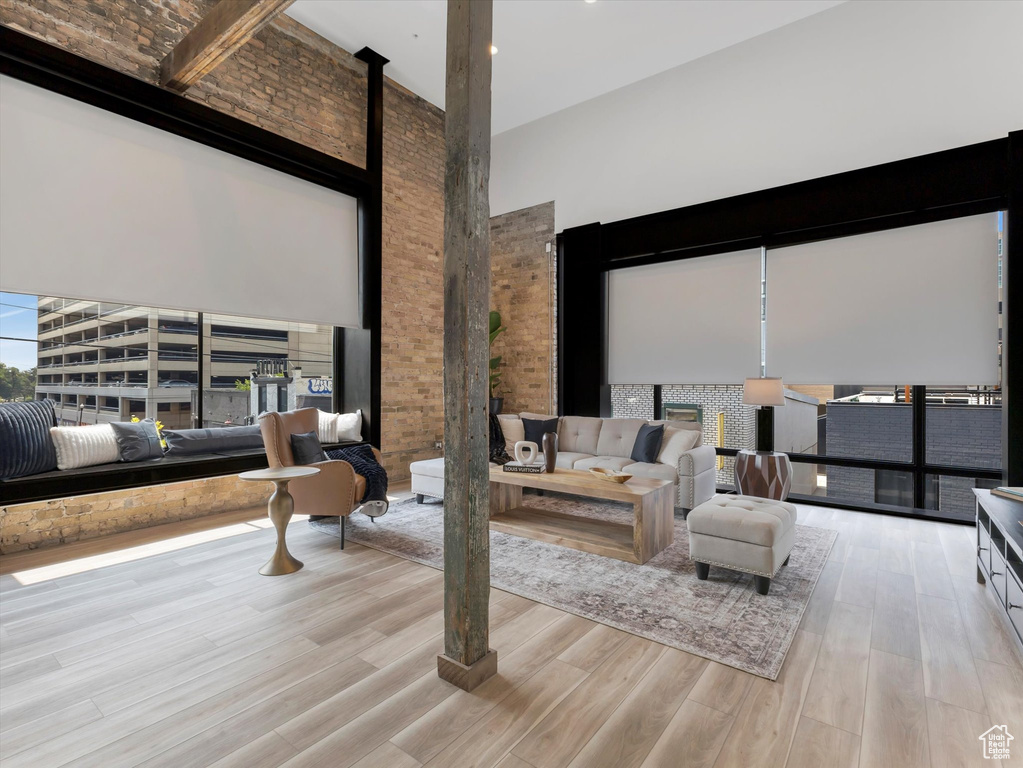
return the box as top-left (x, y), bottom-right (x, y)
top-left (490, 44), bottom-right (498, 55)
top-left (584, 0), bottom-right (597, 4)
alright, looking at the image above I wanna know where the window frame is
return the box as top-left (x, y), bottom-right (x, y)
top-left (0, 28), bottom-right (375, 506)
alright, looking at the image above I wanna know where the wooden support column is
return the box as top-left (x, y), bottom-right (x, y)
top-left (439, 0), bottom-right (497, 691)
top-left (159, 0), bottom-right (294, 93)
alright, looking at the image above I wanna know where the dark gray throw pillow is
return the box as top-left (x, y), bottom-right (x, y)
top-left (162, 424), bottom-right (264, 456)
top-left (110, 419), bottom-right (164, 462)
top-left (630, 423), bottom-right (665, 463)
top-left (290, 431), bottom-right (327, 465)
top-left (522, 417), bottom-right (559, 446)
top-left (0, 399), bottom-right (58, 479)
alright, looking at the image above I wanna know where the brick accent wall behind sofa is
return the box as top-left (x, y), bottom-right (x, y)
top-left (490, 202), bottom-right (557, 416)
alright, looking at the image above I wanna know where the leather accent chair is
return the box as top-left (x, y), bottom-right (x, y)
top-left (257, 407), bottom-right (382, 549)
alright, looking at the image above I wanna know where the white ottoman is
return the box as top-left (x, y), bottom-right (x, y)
top-left (686, 495), bottom-right (797, 595)
top-left (410, 457), bottom-right (445, 503)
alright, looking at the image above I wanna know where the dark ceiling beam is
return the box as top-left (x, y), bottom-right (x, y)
top-left (159, 0), bottom-right (294, 93)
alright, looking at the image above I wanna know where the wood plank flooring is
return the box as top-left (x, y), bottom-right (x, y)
top-left (1, 496), bottom-right (1022, 768)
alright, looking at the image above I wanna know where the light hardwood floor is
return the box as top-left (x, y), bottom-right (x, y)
top-left (1, 495), bottom-right (1021, 768)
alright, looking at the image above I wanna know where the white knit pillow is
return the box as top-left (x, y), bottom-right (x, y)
top-left (50, 424), bottom-right (120, 470)
top-left (317, 409), bottom-right (339, 443)
top-left (336, 410), bottom-right (362, 442)
top-left (498, 415), bottom-right (524, 456)
top-left (657, 426), bottom-right (702, 467)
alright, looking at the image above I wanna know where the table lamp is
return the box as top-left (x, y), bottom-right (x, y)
top-left (743, 377), bottom-right (785, 453)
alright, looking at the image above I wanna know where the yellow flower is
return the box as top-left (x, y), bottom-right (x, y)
top-left (131, 416), bottom-right (140, 423)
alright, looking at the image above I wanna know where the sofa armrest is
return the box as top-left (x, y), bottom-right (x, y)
top-left (677, 444), bottom-right (717, 478)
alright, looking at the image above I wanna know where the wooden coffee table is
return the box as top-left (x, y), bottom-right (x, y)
top-left (488, 467), bottom-right (674, 564)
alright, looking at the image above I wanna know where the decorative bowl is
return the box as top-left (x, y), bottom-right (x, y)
top-left (589, 467), bottom-right (633, 484)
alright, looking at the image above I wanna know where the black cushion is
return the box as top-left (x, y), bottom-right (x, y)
top-left (110, 419), bottom-right (164, 462)
top-left (290, 431), bottom-right (327, 465)
top-left (522, 417), bottom-right (559, 446)
top-left (162, 424), bottom-right (264, 456)
top-left (0, 400), bottom-right (58, 479)
top-left (630, 423), bottom-right (665, 463)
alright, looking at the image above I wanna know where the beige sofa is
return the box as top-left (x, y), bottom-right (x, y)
top-left (410, 412), bottom-right (717, 512)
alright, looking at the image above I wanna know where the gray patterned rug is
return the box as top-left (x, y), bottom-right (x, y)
top-left (311, 493), bottom-right (836, 679)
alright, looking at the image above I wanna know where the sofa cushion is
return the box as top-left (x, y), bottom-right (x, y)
top-left (497, 415), bottom-right (524, 456)
top-left (110, 419), bottom-right (163, 462)
top-left (630, 423), bottom-right (664, 463)
top-left (522, 417), bottom-right (559, 446)
top-left (558, 416), bottom-right (602, 455)
top-left (686, 495), bottom-right (797, 547)
top-left (657, 426), bottom-right (702, 466)
top-left (574, 455), bottom-right (634, 472)
top-left (556, 451), bottom-right (595, 469)
top-left (0, 399), bottom-right (58, 479)
top-left (163, 425), bottom-right (264, 456)
top-left (595, 418), bottom-right (647, 459)
top-left (50, 424), bottom-right (120, 470)
top-left (622, 461), bottom-right (679, 484)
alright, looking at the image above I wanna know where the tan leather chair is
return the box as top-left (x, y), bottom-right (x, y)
top-left (257, 407), bottom-right (382, 549)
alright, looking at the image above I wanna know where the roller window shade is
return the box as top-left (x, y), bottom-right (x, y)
top-left (0, 75), bottom-right (360, 329)
top-left (607, 248), bottom-right (762, 384)
top-left (765, 214), bottom-right (999, 385)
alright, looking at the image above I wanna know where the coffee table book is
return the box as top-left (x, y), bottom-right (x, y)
top-left (503, 462), bottom-right (546, 474)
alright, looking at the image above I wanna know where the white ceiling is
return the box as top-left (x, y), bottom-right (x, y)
top-left (286, 0), bottom-right (845, 135)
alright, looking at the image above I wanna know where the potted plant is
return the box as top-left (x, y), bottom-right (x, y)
top-left (489, 310), bottom-right (506, 414)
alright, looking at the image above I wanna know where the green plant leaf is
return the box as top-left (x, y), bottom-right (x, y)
top-left (489, 356), bottom-right (502, 369)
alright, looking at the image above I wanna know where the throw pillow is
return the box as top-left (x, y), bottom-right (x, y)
top-left (317, 409), bottom-right (339, 443)
top-left (498, 415), bottom-right (524, 456)
top-left (49, 424), bottom-right (120, 470)
top-left (522, 417), bottom-right (559, 446)
top-left (336, 410), bottom-right (362, 442)
top-left (290, 431), bottom-right (327, 465)
top-left (110, 419), bottom-right (163, 462)
top-left (630, 423), bottom-right (665, 463)
top-left (0, 400), bottom-right (58, 479)
top-left (162, 425), bottom-right (264, 455)
top-left (657, 426), bottom-right (702, 466)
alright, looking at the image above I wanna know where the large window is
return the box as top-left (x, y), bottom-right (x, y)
top-left (1, 290), bottom-right (336, 436)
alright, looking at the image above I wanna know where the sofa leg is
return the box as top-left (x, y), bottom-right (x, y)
top-left (416, 494), bottom-right (425, 504)
top-left (754, 575), bottom-right (771, 595)
top-left (340, 515), bottom-right (346, 550)
top-left (695, 562), bottom-right (709, 580)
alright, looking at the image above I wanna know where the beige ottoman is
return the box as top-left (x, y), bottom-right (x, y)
top-left (686, 495), bottom-right (797, 595)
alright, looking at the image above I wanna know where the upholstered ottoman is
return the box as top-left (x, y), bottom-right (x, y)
top-left (686, 495), bottom-right (797, 595)
top-left (410, 457), bottom-right (446, 503)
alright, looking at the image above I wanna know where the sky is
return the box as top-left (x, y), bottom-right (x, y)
top-left (0, 292), bottom-right (39, 371)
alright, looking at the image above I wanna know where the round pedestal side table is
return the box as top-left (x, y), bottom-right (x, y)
top-left (733, 450), bottom-right (792, 501)
top-left (240, 466), bottom-right (320, 576)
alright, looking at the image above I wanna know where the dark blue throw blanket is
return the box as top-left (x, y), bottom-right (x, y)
top-left (325, 444), bottom-right (388, 503)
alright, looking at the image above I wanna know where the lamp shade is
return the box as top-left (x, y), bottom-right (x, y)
top-left (743, 377), bottom-right (785, 407)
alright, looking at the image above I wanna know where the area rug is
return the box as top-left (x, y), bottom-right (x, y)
top-left (311, 494), bottom-right (836, 679)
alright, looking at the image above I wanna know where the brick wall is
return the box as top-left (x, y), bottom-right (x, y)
top-left (1, 473), bottom-right (267, 553)
top-left (490, 202), bottom-right (557, 416)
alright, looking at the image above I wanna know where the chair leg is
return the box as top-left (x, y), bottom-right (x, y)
top-left (694, 562), bottom-right (709, 580)
top-left (754, 575), bottom-right (771, 595)
top-left (340, 515), bottom-right (346, 550)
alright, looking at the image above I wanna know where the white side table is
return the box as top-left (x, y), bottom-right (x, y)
top-left (240, 466), bottom-right (320, 575)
